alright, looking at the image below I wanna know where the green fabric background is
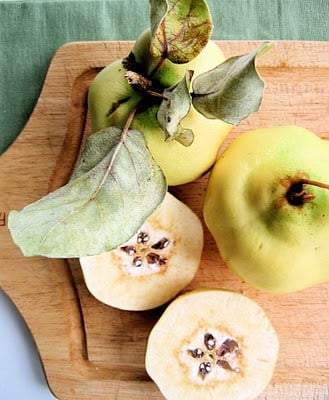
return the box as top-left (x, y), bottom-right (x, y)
top-left (0, 0), bottom-right (328, 154)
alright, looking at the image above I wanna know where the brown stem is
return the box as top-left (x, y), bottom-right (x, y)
top-left (125, 70), bottom-right (167, 100)
top-left (122, 104), bottom-right (138, 135)
top-left (299, 178), bottom-right (329, 191)
top-left (145, 89), bottom-right (169, 100)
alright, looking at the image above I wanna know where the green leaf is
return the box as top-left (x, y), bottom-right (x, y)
top-left (192, 42), bottom-right (274, 125)
top-left (174, 129), bottom-right (194, 147)
top-left (157, 70), bottom-right (194, 146)
top-left (149, 0), bottom-right (213, 64)
top-left (8, 127), bottom-right (167, 258)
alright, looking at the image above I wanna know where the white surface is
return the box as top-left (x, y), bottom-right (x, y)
top-left (0, 288), bottom-right (56, 400)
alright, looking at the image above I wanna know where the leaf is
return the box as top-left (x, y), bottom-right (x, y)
top-left (192, 42), bottom-right (274, 125)
top-left (8, 127), bottom-right (167, 258)
top-left (149, 0), bottom-right (213, 64)
top-left (157, 70), bottom-right (194, 146)
top-left (174, 129), bottom-right (194, 147)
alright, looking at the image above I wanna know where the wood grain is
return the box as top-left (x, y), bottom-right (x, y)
top-left (0, 40), bottom-right (328, 399)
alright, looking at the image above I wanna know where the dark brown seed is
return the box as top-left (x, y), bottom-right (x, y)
top-left (189, 348), bottom-right (204, 358)
top-left (158, 255), bottom-right (168, 266)
top-left (120, 245), bottom-right (136, 256)
top-left (224, 338), bottom-right (239, 353)
top-left (217, 339), bottom-right (239, 357)
top-left (146, 252), bottom-right (168, 266)
top-left (133, 256), bottom-right (143, 267)
top-left (216, 344), bottom-right (228, 358)
top-left (223, 339), bottom-right (239, 353)
top-left (146, 252), bottom-right (159, 265)
top-left (199, 361), bottom-right (212, 375)
top-left (217, 359), bottom-right (240, 373)
top-left (217, 359), bottom-right (232, 370)
top-left (137, 232), bottom-right (150, 244)
top-left (151, 237), bottom-right (170, 250)
top-left (204, 333), bottom-right (216, 350)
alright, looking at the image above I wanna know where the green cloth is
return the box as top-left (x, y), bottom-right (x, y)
top-left (0, 0), bottom-right (328, 154)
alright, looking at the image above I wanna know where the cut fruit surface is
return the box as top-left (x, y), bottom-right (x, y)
top-left (145, 289), bottom-right (279, 400)
top-left (79, 193), bottom-right (203, 311)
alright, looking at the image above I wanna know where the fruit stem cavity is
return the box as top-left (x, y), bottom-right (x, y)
top-left (286, 178), bottom-right (329, 206)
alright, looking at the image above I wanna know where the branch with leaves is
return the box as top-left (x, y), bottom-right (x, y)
top-left (8, 0), bottom-right (273, 258)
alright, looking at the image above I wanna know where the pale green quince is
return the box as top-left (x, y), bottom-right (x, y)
top-left (88, 29), bottom-right (232, 186)
top-left (203, 125), bottom-right (329, 293)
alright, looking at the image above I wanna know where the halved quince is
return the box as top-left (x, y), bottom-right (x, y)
top-left (79, 193), bottom-right (203, 310)
top-left (145, 289), bottom-right (279, 400)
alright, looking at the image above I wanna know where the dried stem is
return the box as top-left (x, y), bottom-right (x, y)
top-left (299, 178), bottom-right (329, 191)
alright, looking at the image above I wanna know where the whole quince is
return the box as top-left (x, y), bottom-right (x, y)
top-left (203, 125), bottom-right (329, 293)
top-left (88, 29), bottom-right (232, 186)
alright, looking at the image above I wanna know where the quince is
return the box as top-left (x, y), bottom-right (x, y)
top-left (88, 29), bottom-right (232, 186)
top-left (203, 125), bottom-right (329, 293)
top-left (145, 289), bottom-right (279, 399)
top-left (79, 193), bottom-right (203, 310)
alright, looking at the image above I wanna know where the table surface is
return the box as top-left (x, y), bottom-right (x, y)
top-left (0, 1), bottom-right (328, 399)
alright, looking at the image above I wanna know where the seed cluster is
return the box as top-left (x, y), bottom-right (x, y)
top-left (120, 231), bottom-right (170, 271)
top-left (188, 333), bottom-right (241, 378)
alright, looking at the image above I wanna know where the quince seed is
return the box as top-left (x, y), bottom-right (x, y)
top-left (133, 256), bottom-right (143, 267)
top-left (199, 361), bottom-right (212, 375)
top-left (137, 232), bottom-right (150, 244)
top-left (216, 338), bottom-right (239, 357)
top-left (189, 348), bottom-right (204, 358)
top-left (204, 333), bottom-right (216, 350)
top-left (151, 237), bottom-right (170, 250)
top-left (120, 245), bottom-right (136, 256)
top-left (146, 252), bottom-right (168, 266)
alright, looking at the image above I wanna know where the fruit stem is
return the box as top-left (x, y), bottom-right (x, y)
top-left (124, 70), bottom-right (168, 100)
top-left (299, 178), bottom-right (329, 191)
top-left (145, 90), bottom-right (169, 100)
top-left (150, 55), bottom-right (167, 78)
top-left (122, 104), bottom-right (138, 134)
top-left (287, 178), bottom-right (329, 205)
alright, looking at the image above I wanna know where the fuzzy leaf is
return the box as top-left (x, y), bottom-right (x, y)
top-left (157, 70), bottom-right (194, 145)
top-left (149, 0), bottom-right (213, 64)
top-left (192, 42), bottom-right (274, 125)
top-left (8, 127), bottom-right (167, 258)
top-left (174, 129), bottom-right (194, 147)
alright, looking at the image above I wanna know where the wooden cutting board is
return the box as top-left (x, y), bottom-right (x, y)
top-left (0, 40), bottom-right (328, 400)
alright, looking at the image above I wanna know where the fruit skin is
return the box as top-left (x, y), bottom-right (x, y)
top-left (88, 58), bottom-right (142, 134)
top-left (79, 192), bottom-right (203, 311)
top-left (145, 289), bottom-right (279, 400)
top-left (88, 29), bottom-right (232, 186)
top-left (203, 125), bottom-right (329, 293)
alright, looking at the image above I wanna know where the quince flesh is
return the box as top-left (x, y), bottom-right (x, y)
top-left (79, 193), bottom-right (203, 311)
top-left (145, 289), bottom-right (279, 400)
